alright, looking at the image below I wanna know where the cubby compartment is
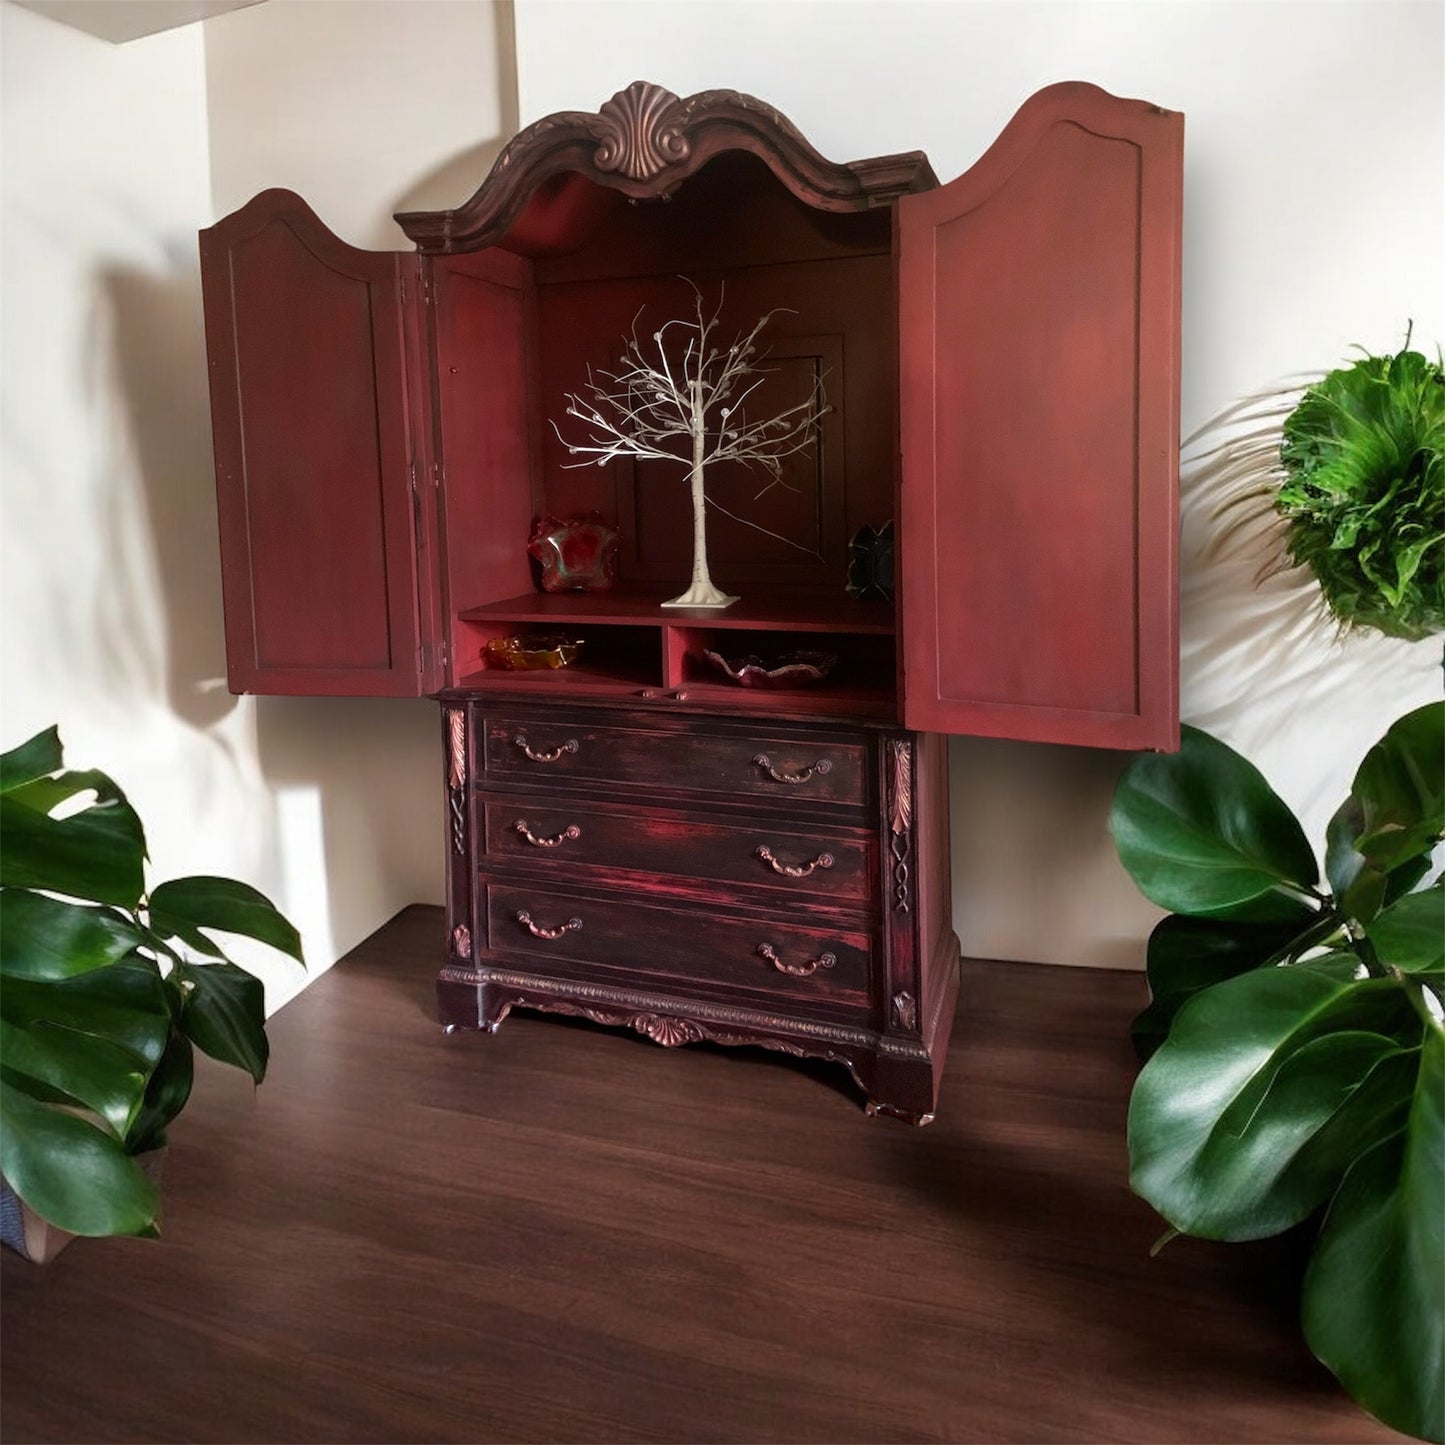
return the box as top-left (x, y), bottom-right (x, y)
top-left (454, 616), bottom-right (662, 696)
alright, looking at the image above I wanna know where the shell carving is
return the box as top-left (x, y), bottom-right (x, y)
top-left (632, 1012), bottom-right (707, 1048)
top-left (589, 82), bottom-right (690, 180)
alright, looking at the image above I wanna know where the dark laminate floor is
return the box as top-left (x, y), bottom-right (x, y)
top-left (1, 906), bottom-right (1405, 1444)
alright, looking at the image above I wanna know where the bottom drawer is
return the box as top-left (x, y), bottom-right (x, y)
top-left (485, 883), bottom-right (872, 1015)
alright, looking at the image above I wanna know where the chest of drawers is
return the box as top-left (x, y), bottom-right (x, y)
top-left (437, 696), bottom-right (960, 1124)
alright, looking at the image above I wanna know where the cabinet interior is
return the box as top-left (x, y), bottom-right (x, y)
top-left (435, 151), bottom-right (900, 719)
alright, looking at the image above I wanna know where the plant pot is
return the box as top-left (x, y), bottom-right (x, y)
top-left (0, 1148), bottom-right (166, 1264)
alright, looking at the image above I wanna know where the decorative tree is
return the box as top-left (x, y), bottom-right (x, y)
top-left (552, 286), bottom-right (829, 609)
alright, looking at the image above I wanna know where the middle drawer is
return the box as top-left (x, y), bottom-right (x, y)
top-left (481, 795), bottom-right (873, 906)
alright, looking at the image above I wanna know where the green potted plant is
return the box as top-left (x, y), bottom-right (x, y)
top-left (1111, 704), bottom-right (1442, 1440)
top-left (0, 725), bottom-right (304, 1260)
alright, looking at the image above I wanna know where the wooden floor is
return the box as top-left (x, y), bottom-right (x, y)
top-left (2, 906), bottom-right (1405, 1444)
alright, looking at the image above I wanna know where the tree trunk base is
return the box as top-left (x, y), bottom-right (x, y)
top-left (661, 584), bottom-right (739, 610)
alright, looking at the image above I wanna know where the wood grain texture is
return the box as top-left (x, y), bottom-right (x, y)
top-left (897, 82), bottom-right (1182, 749)
top-left (0, 906), bottom-right (1404, 1444)
top-left (199, 189), bottom-right (428, 697)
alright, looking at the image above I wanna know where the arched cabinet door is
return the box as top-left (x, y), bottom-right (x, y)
top-left (897, 84), bottom-right (1182, 750)
top-left (200, 191), bottom-right (435, 696)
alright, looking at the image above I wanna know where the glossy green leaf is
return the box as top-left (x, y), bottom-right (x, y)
top-left (1129, 968), bottom-right (1415, 1239)
top-left (0, 792), bottom-right (146, 908)
top-left (1371, 885), bottom-right (1445, 975)
top-left (125, 1034), bottom-right (193, 1155)
top-left (0, 727), bottom-right (62, 793)
top-left (1111, 726), bottom-right (1319, 921)
top-left (177, 962), bottom-right (268, 1083)
top-left (150, 877), bottom-right (304, 967)
top-left (0, 890), bottom-right (145, 980)
top-left (1303, 1031), bottom-right (1444, 1442)
top-left (0, 1078), bottom-right (159, 1236)
top-left (1, 965), bottom-right (169, 1071)
top-left (1132, 908), bottom-right (1322, 1058)
top-left (5, 767), bottom-right (129, 817)
top-left (1349, 701), bottom-right (1445, 872)
top-left (0, 1016), bottom-right (152, 1139)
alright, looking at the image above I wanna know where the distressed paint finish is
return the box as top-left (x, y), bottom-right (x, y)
top-left (199, 190), bottom-right (430, 697)
top-left (897, 82), bottom-right (1182, 749)
top-left (443, 696), bottom-right (956, 1122)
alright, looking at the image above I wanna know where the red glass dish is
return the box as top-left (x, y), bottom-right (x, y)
top-left (527, 514), bottom-right (619, 593)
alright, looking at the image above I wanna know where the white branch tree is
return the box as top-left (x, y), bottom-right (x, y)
top-left (551, 285), bottom-right (829, 609)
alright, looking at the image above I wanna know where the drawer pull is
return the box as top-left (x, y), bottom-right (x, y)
top-left (514, 818), bottom-right (581, 849)
top-left (752, 753), bottom-right (832, 785)
top-left (513, 734), bottom-right (579, 764)
top-left (515, 910), bottom-right (582, 940)
top-left (755, 845), bottom-right (834, 879)
top-left (757, 943), bottom-right (836, 977)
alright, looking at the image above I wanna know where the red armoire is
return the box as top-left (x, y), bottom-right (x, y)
top-left (199, 81), bottom-right (1183, 1123)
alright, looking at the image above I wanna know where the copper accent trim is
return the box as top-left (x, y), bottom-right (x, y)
top-left (754, 844), bottom-right (833, 879)
top-left (889, 737), bottom-right (913, 912)
top-left (514, 910), bottom-right (582, 940)
top-left (891, 990), bottom-right (918, 1032)
top-left (514, 819), bottom-right (582, 849)
top-left (446, 707), bottom-right (467, 789)
top-left (446, 965), bottom-right (877, 1048)
top-left (753, 753), bottom-right (832, 785)
top-left (757, 943), bottom-right (837, 978)
top-left (451, 924), bottom-right (472, 960)
top-left (513, 734), bottom-right (579, 764)
top-left (889, 738), bottom-right (913, 834)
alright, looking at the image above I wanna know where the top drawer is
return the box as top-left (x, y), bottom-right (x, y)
top-left (481, 713), bottom-right (870, 808)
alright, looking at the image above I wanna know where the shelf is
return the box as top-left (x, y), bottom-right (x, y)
top-left (457, 588), bottom-right (894, 635)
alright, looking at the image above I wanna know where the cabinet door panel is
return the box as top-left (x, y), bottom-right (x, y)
top-left (898, 84), bottom-right (1181, 749)
top-left (201, 190), bottom-right (426, 696)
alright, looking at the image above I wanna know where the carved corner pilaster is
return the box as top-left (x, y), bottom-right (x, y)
top-left (445, 706), bottom-right (467, 855)
top-left (888, 737), bottom-right (913, 913)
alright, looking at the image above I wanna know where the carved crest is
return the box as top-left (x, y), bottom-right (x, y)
top-left (588, 82), bottom-right (690, 180)
top-left (451, 924), bottom-right (472, 960)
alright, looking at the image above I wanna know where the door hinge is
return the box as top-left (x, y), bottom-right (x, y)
top-left (440, 639), bottom-right (450, 668)
top-left (399, 275), bottom-right (407, 306)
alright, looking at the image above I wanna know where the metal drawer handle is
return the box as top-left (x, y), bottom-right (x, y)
top-left (753, 753), bottom-right (832, 785)
top-left (755, 845), bottom-right (833, 878)
top-left (513, 734), bottom-right (579, 764)
top-left (514, 819), bottom-right (581, 849)
top-left (757, 943), bottom-right (836, 977)
top-left (515, 910), bottom-right (582, 940)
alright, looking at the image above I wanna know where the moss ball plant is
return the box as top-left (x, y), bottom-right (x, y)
top-left (1274, 343), bottom-right (1443, 641)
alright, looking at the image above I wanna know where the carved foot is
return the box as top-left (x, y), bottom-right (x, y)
top-left (436, 968), bottom-right (511, 1033)
top-left (865, 1099), bottom-right (936, 1127)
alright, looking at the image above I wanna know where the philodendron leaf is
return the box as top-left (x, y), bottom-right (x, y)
top-left (0, 790), bottom-right (146, 909)
top-left (0, 1077), bottom-right (160, 1236)
top-left (1349, 700), bottom-right (1445, 872)
top-left (1128, 967), bottom-right (1417, 1240)
top-left (0, 1016), bottom-right (153, 1139)
top-left (0, 964), bottom-right (170, 1071)
top-left (1370, 884), bottom-right (1445, 975)
top-left (1132, 907), bottom-right (1321, 1059)
top-left (125, 1035), bottom-right (193, 1155)
top-left (150, 877), bottom-right (304, 967)
top-left (0, 890), bottom-right (145, 980)
top-left (1303, 1030), bottom-right (1444, 1443)
top-left (1111, 726), bottom-right (1319, 921)
top-left (176, 961), bottom-right (269, 1083)
top-left (0, 727), bottom-right (62, 793)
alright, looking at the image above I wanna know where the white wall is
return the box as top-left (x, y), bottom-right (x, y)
top-left (514, 0), bottom-right (1444, 968)
top-left (0, 0), bottom-right (513, 1011)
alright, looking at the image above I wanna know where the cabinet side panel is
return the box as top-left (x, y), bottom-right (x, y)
top-left (899, 88), bottom-right (1181, 749)
top-left (434, 252), bottom-right (538, 677)
top-left (200, 195), bottom-right (423, 697)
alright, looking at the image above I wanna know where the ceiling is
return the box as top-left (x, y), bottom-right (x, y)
top-left (11, 0), bottom-right (264, 44)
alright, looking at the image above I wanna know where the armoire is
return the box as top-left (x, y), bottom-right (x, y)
top-left (199, 79), bottom-right (1182, 1124)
